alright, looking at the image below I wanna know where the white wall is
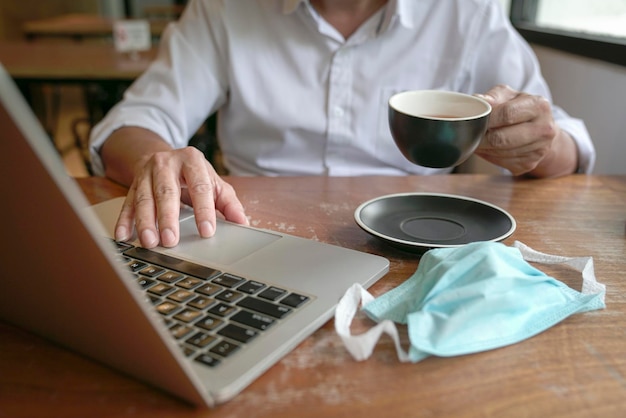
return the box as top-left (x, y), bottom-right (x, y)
top-left (533, 46), bottom-right (626, 174)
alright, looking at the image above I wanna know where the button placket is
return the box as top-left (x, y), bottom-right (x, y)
top-left (326, 47), bottom-right (353, 168)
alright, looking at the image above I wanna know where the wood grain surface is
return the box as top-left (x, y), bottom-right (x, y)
top-left (1, 174), bottom-right (624, 417)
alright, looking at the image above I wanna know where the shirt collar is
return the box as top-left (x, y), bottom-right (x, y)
top-left (282, 0), bottom-right (417, 30)
top-left (390, 0), bottom-right (417, 30)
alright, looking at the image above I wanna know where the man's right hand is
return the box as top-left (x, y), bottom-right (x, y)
top-left (100, 127), bottom-right (248, 249)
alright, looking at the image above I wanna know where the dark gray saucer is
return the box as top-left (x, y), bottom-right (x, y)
top-left (354, 193), bottom-right (516, 253)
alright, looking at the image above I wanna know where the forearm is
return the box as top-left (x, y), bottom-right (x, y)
top-left (526, 128), bottom-right (579, 178)
top-left (100, 127), bottom-right (173, 187)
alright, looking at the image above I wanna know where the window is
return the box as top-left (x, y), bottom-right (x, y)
top-left (509, 0), bottom-right (626, 67)
top-left (535, 1), bottom-right (626, 38)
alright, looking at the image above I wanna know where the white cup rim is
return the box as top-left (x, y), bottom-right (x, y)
top-left (389, 90), bottom-right (492, 121)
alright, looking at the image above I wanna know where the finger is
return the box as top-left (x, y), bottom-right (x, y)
top-left (480, 121), bottom-right (551, 154)
top-left (151, 154), bottom-right (184, 248)
top-left (494, 97), bottom-right (548, 131)
top-left (215, 180), bottom-right (249, 226)
top-left (477, 84), bottom-right (518, 107)
top-left (479, 106), bottom-right (554, 153)
top-left (478, 85), bottom-right (532, 129)
top-left (115, 186), bottom-right (137, 242)
top-left (476, 125), bottom-right (552, 174)
top-left (479, 134), bottom-right (548, 158)
top-left (132, 165), bottom-right (160, 248)
top-left (180, 149), bottom-right (218, 238)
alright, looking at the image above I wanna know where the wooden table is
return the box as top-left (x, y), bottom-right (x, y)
top-left (0, 38), bottom-right (156, 113)
top-left (1, 174), bottom-right (625, 417)
top-left (0, 40), bottom-right (157, 83)
top-left (0, 39), bottom-right (156, 122)
top-left (22, 13), bottom-right (169, 41)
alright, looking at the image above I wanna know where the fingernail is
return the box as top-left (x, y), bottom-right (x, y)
top-left (140, 229), bottom-right (158, 247)
top-left (161, 228), bottom-right (176, 247)
top-left (199, 221), bottom-right (214, 237)
top-left (115, 225), bottom-right (129, 241)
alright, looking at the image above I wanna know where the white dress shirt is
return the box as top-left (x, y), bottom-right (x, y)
top-left (89, 0), bottom-right (595, 176)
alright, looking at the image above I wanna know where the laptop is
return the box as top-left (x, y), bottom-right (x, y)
top-left (0, 64), bottom-right (389, 407)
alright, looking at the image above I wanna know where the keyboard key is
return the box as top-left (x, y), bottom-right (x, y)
top-left (210, 340), bottom-right (240, 357)
top-left (196, 315), bottom-right (224, 331)
top-left (128, 260), bottom-right (147, 272)
top-left (212, 274), bottom-right (245, 288)
top-left (280, 293), bottom-right (310, 308)
top-left (236, 297), bottom-right (292, 319)
top-left (158, 271), bottom-right (184, 284)
top-left (186, 332), bottom-right (216, 348)
top-left (139, 265), bottom-right (165, 277)
top-left (115, 241), bottom-right (134, 252)
top-left (176, 277), bottom-right (203, 289)
top-left (237, 280), bottom-right (266, 294)
top-left (195, 353), bottom-right (221, 367)
top-left (187, 296), bottom-right (215, 310)
top-left (169, 323), bottom-right (194, 339)
top-left (156, 301), bottom-right (181, 315)
top-left (148, 283), bottom-right (175, 297)
top-left (137, 277), bottom-right (156, 289)
top-left (168, 289), bottom-right (195, 303)
top-left (218, 324), bottom-right (258, 344)
top-left (196, 283), bottom-right (222, 297)
top-left (216, 290), bottom-right (244, 303)
top-left (208, 303), bottom-right (238, 318)
top-left (174, 308), bottom-right (203, 323)
top-left (258, 286), bottom-right (287, 301)
top-left (231, 310), bottom-right (275, 331)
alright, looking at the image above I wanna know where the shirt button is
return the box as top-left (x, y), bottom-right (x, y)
top-left (333, 106), bottom-right (344, 117)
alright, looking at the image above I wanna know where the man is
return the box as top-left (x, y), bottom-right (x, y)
top-left (89, 0), bottom-right (595, 249)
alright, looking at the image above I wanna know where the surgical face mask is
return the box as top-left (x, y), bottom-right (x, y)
top-left (335, 241), bottom-right (605, 363)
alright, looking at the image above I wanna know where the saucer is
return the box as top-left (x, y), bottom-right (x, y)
top-left (354, 193), bottom-right (516, 253)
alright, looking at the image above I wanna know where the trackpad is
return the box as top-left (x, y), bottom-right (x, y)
top-left (88, 197), bottom-right (280, 266)
top-left (167, 217), bottom-right (281, 266)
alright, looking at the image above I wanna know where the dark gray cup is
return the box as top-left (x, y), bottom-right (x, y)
top-left (389, 90), bottom-right (491, 168)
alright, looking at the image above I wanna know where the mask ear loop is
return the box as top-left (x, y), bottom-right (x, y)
top-left (512, 241), bottom-right (605, 300)
top-left (335, 283), bottom-right (411, 362)
top-left (336, 241), bottom-right (605, 363)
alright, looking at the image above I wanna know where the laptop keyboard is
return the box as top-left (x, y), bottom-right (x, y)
top-left (114, 241), bottom-right (311, 368)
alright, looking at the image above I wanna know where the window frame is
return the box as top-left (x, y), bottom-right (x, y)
top-left (509, 0), bottom-right (626, 67)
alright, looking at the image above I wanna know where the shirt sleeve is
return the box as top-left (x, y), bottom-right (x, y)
top-left (88, 0), bottom-right (229, 176)
top-left (460, 1), bottom-right (595, 174)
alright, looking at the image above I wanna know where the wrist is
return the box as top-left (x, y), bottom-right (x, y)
top-left (526, 128), bottom-right (579, 178)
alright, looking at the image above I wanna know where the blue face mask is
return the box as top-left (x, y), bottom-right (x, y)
top-left (335, 241), bottom-right (605, 363)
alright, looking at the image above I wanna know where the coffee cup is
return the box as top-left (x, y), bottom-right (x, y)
top-left (388, 90), bottom-right (491, 168)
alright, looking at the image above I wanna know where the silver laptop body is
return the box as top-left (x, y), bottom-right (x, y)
top-left (0, 64), bottom-right (389, 407)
